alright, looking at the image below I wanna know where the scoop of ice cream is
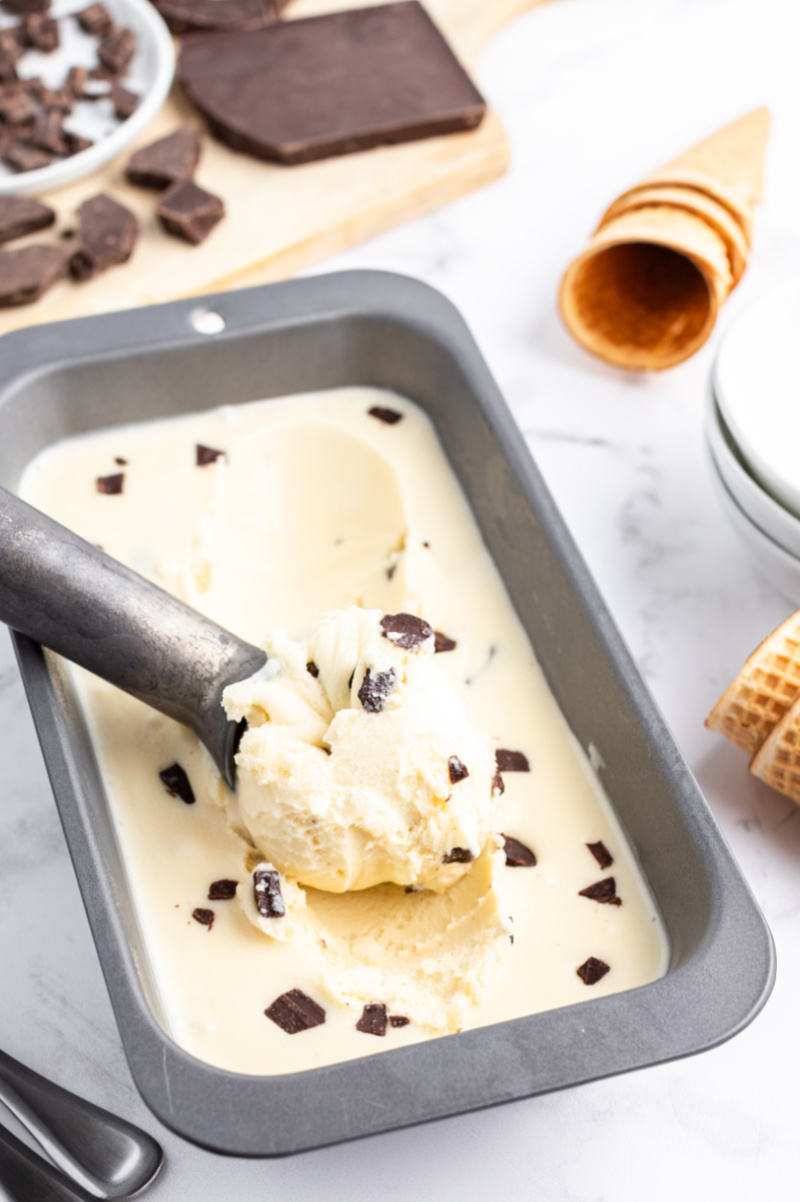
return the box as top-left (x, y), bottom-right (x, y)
top-left (223, 607), bottom-right (500, 892)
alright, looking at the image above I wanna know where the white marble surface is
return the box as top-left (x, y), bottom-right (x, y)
top-left (3, 0), bottom-right (800, 1197)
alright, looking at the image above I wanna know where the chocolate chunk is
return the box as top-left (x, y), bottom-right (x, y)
top-left (156, 179), bottom-right (224, 245)
top-left (66, 66), bottom-right (88, 98)
top-left (30, 110), bottom-right (67, 155)
top-left (159, 762), bottom-right (195, 804)
top-left (306, 661), bottom-right (319, 678)
top-left (0, 195), bottom-right (55, 244)
top-left (0, 243), bottom-right (69, 306)
top-left (178, 2), bottom-right (486, 166)
top-left (356, 1003), bottom-right (387, 1036)
top-left (98, 27), bottom-right (136, 74)
top-left (96, 472), bottom-right (124, 495)
top-left (3, 143), bottom-right (51, 172)
top-left (71, 194), bottom-right (138, 280)
top-left (502, 834), bottom-right (537, 867)
top-left (253, 867), bottom-right (285, 918)
top-left (0, 28), bottom-right (24, 60)
top-left (196, 443), bottom-right (223, 466)
top-left (64, 132), bottom-right (93, 156)
top-left (577, 956), bottom-right (610, 986)
top-left (380, 612), bottom-right (434, 650)
top-left (31, 82), bottom-right (74, 113)
top-left (389, 1015), bottom-right (410, 1028)
top-left (125, 125), bottom-right (200, 188)
top-left (114, 456), bottom-right (127, 465)
top-left (448, 755), bottom-right (469, 784)
top-left (110, 80), bottom-right (138, 120)
top-left (443, 847), bottom-right (474, 864)
top-left (357, 667), bottom-right (397, 714)
top-left (492, 769), bottom-right (505, 795)
top-left (192, 907), bottom-right (214, 929)
top-left (265, 988), bottom-right (325, 1034)
top-left (24, 13), bottom-right (58, 51)
top-left (434, 631), bottom-right (456, 653)
top-left (1, 0), bottom-right (49, 12)
top-left (496, 749), bottom-right (530, 773)
top-left (578, 877), bottom-right (621, 906)
top-left (368, 406), bottom-right (403, 425)
top-left (76, 2), bottom-right (113, 34)
top-left (586, 840), bottom-right (613, 870)
top-left (208, 878), bottom-right (238, 900)
top-left (153, 0), bottom-right (284, 35)
top-left (0, 49), bottom-right (18, 82)
top-left (0, 87), bottom-right (38, 125)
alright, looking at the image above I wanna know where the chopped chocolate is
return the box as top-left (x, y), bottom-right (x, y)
top-left (3, 142), bottom-right (51, 172)
top-left (208, 878), bottom-right (238, 900)
top-left (443, 847), bottom-right (474, 864)
top-left (306, 660), bottom-right (319, 678)
top-left (66, 65), bottom-right (88, 98)
top-left (0, 243), bottom-right (70, 306)
top-left (96, 472), bottom-right (124, 495)
top-left (578, 877), bottom-right (621, 906)
top-left (253, 867), bottom-right (285, 918)
top-left (0, 48), bottom-right (18, 81)
top-left (586, 840), bottom-right (613, 870)
top-left (153, 0), bottom-right (285, 35)
top-left (126, 125), bottom-right (202, 189)
top-left (70, 194), bottom-right (138, 280)
top-left (492, 769), bottom-right (505, 795)
top-left (97, 27), bottom-right (136, 74)
top-left (196, 443), bottom-right (223, 466)
top-left (369, 406), bottom-right (403, 424)
top-left (110, 80), bottom-right (138, 120)
top-left (114, 456), bottom-right (127, 465)
top-left (356, 1003), bottom-right (387, 1036)
top-left (448, 755), bottom-right (469, 784)
top-left (502, 834), bottom-right (537, 867)
top-left (159, 762), bottom-right (195, 804)
top-left (0, 28), bottom-right (24, 60)
top-left (177, 2), bottom-right (486, 165)
top-left (434, 631), bottom-right (456, 653)
top-left (63, 131), bottom-right (93, 156)
top-left (380, 612), bottom-right (434, 650)
top-left (192, 907), bottom-right (214, 929)
top-left (1, 0), bottom-right (50, 13)
top-left (30, 110), bottom-right (67, 155)
top-left (88, 63), bottom-right (115, 81)
top-left (32, 83), bottom-right (74, 112)
top-left (577, 956), bottom-right (610, 986)
top-left (76, 2), bottom-right (113, 34)
top-left (265, 988), bottom-right (326, 1034)
top-left (24, 13), bottom-right (58, 51)
top-left (357, 667), bottom-right (396, 714)
top-left (0, 195), bottom-right (55, 244)
top-left (495, 749), bottom-right (530, 773)
top-left (156, 179), bottom-right (225, 245)
top-left (389, 1015), bottom-right (410, 1028)
top-left (0, 87), bottom-right (38, 126)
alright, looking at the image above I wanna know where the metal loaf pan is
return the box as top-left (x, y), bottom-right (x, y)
top-left (0, 271), bottom-right (774, 1156)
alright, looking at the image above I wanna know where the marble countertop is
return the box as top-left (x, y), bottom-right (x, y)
top-left (2, 0), bottom-right (799, 1197)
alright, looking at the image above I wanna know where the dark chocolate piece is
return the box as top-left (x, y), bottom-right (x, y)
top-left (357, 667), bottom-right (396, 714)
top-left (159, 762), bottom-right (195, 804)
top-left (126, 125), bottom-right (201, 188)
top-left (356, 1003), bottom-right (387, 1036)
top-left (578, 877), bottom-right (621, 906)
top-left (495, 749), bottom-right (530, 773)
top-left (97, 27), bottom-right (136, 74)
top-left (63, 131), bottom-right (93, 156)
top-left (0, 195), bottom-right (55, 244)
top-left (0, 48), bottom-right (18, 81)
top-left (192, 907), bottom-right (214, 929)
top-left (306, 661), bottom-right (319, 678)
top-left (0, 243), bottom-right (69, 306)
top-left (443, 847), bottom-right (474, 864)
top-left (30, 110), bottom-right (67, 155)
top-left (389, 1015), bottom-right (410, 1028)
top-left (96, 472), bottom-right (124, 495)
top-left (265, 988), bottom-right (325, 1034)
top-left (66, 65), bottom-right (88, 98)
top-left (380, 612), bottom-right (434, 650)
top-left (4, 144), bottom-right (51, 176)
top-left (0, 28), bottom-right (24, 60)
top-left (586, 840), bottom-right (613, 870)
top-left (368, 406), bottom-right (403, 425)
top-left (577, 957), bottom-right (610, 986)
top-left (114, 456), bottom-right (127, 465)
top-left (492, 769), bottom-right (505, 795)
top-left (32, 82), bottom-right (74, 112)
top-left (434, 631), bottom-right (456, 653)
top-left (70, 193), bottom-right (138, 279)
top-left (156, 179), bottom-right (224, 245)
top-left (253, 867), bottom-right (285, 918)
top-left (0, 87), bottom-right (38, 125)
top-left (24, 13), bottom-right (58, 51)
top-left (196, 443), bottom-right (223, 466)
top-left (502, 834), bottom-right (536, 868)
top-left (1, 0), bottom-right (49, 13)
top-left (448, 755), bottom-right (469, 784)
top-left (153, 0), bottom-right (285, 35)
top-left (178, 1), bottom-right (486, 166)
top-left (208, 879), bottom-right (238, 900)
top-left (76, 2), bottom-right (113, 34)
top-left (110, 80), bottom-right (138, 119)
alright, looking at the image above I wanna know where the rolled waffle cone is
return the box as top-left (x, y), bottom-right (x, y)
top-left (705, 611), bottom-right (800, 756)
top-left (750, 696), bottom-right (800, 804)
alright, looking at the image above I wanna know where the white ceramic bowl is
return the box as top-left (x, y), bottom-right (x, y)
top-left (0, 0), bottom-right (174, 197)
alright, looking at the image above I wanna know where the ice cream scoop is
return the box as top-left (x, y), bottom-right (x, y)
top-left (0, 486), bottom-right (266, 788)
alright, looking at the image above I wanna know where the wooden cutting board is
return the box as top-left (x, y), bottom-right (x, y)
top-left (0, 0), bottom-right (545, 337)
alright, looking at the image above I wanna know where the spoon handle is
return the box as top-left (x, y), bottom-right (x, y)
top-left (0, 1119), bottom-right (100, 1202)
top-left (0, 487), bottom-right (265, 787)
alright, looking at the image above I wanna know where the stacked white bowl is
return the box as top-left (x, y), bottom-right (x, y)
top-left (707, 282), bottom-right (800, 603)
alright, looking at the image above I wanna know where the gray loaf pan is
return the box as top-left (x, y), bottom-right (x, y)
top-left (0, 271), bottom-right (774, 1156)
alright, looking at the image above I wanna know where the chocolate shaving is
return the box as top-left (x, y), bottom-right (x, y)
top-left (578, 877), bottom-right (621, 906)
top-left (0, 243), bottom-right (69, 305)
top-left (502, 834), bottom-right (536, 867)
top-left (368, 406), bottom-right (403, 424)
top-left (380, 612), bottom-right (433, 650)
top-left (253, 867), bottom-right (285, 918)
top-left (159, 762), bottom-right (195, 804)
top-left (71, 194), bottom-right (138, 280)
top-left (98, 27), bottom-right (136, 75)
top-left (434, 631), bottom-right (456, 653)
top-left (192, 907), bottom-right (214, 929)
top-left (126, 125), bottom-right (201, 189)
top-left (577, 956), bottom-right (610, 986)
top-left (495, 749), bottom-right (530, 773)
top-left (265, 988), bottom-right (325, 1034)
top-left (448, 755), bottom-right (469, 784)
top-left (208, 878), bottom-right (238, 900)
top-left (358, 667), bottom-right (396, 714)
top-left (389, 1015), bottom-right (410, 1028)
top-left (196, 443), bottom-right (224, 466)
top-left (443, 847), bottom-right (474, 864)
top-left (156, 179), bottom-right (225, 245)
top-left (586, 840), bottom-right (613, 870)
top-left (76, 3), bottom-right (113, 34)
top-left (96, 472), bottom-right (124, 495)
top-left (0, 195), bottom-right (55, 244)
top-left (356, 1003), bottom-right (387, 1036)
top-left (306, 661), bottom-right (319, 678)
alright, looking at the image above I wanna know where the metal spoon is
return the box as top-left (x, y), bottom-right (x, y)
top-left (0, 1048), bottom-right (162, 1199)
top-left (0, 486), bottom-right (266, 789)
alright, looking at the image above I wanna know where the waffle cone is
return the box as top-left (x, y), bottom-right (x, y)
top-left (705, 611), bottom-right (800, 756)
top-left (750, 695), bottom-right (800, 804)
